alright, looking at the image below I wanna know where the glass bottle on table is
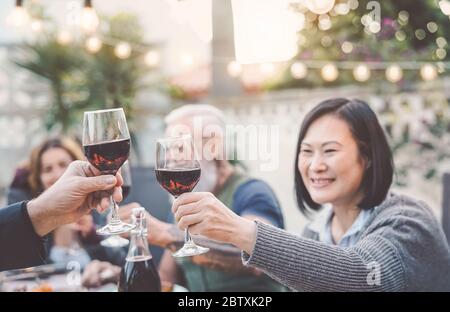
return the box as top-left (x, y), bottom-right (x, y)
top-left (118, 207), bottom-right (161, 292)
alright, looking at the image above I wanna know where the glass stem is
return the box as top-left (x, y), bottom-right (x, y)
top-left (109, 195), bottom-right (120, 225)
top-left (174, 195), bottom-right (193, 245)
top-left (184, 228), bottom-right (193, 244)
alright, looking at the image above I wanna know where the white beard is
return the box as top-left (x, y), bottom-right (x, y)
top-left (194, 160), bottom-right (218, 193)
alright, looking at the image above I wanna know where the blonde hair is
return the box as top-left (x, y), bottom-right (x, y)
top-left (28, 137), bottom-right (84, 196)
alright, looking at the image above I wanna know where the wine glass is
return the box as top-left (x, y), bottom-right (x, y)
top-left (83, 108), bottom-right (134, 235)
top-left (155, 135), bottom-right (209, 257)
top-left (100, 161), bottom-right (133, 248)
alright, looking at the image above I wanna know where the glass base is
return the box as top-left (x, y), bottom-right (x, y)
top-left (100, 235), bottom-right (129, 248)
top-left (96, 221), bottom-right (135, 236)
top-left (172, 241), bottom-right (209, 258)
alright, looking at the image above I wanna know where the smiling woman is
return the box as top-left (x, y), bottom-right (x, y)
top-left (172, 98), bottom-right (450, 291)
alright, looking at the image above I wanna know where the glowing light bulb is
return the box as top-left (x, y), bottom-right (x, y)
top-left (227, 61), bottom-right (242, 77)
top-left (353, 64), bottom-right (371, 82)
top-left (321, 63), bottom-right (339, 82)
top-left (30, 20), bottom-right (42, 32)
top-left (439, 0), bottom-right (450, 15)
top-left (385, 64), bottom-right (403, 83)
top-left (259, 63), bottom-right (275, 77)
top-left (420, 63), bottom-right (437, 81)
top-left (318, 14), bottom-right (332, 30)
top-left (145, 50), bottom-right (160, 67)
top-left (341, 41), bottom-right (353, 54)
top-left (180, 53), bottom-right (194, 68)
top-left (81, 0), bottom-right (99, 34)
top-left (114, 42), bottom-right (131, 59)
top-left (334, 3), bottom-right (350, 15)
top-left (6, 1), bottom-right (29, 27)
top-left (290, 62), bottom-right (308, 79)
top-left (231, 0), bottom-right (298, 64)
top-left (304, 0), bottom-right (336, 15)
top-left (57, 30), bottom-right (72, 46)
top-left (85, 36), bottom-right (102, 53)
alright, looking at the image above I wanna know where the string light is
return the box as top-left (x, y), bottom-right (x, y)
top-left (426, 22), bottom-right (438, 33)
top-left (415, 29), bottom-right (426, 40)
top-left (395, 30), bottom-right (406, 42)
top-left (290, 62), bottom-right (308, 79)
top-left (145, 50), bottom-right (160, 67)
top-left (259, 63), bottom-right (276, 77)
top-left (349, 0), bottom-right (359, 10)
top-left (30, 20), bottom-right (42, 32)
top-left (341, 41), bottom-right (353, 54)
top-left (227, 61), bottom-right (242, 77)
top-left (436, 48), bottom-right (447, 60)
top-left (114, 42), bottom-right (131, 59)
top-left (353, 64), bottom-right (371, 82)
top-left (386, 64), bottom-right (403, 83)
top-left (436, 37), bottom-right (447, 48)
top-left (334, 3), bottom-right (350, 15)
top-left (85, 36), bottom-right (102, 53)
top-left (180, 53), bottom-right (194, 68)
top-left (6, 0), bottom-right (29, 27)
top-left (304, 0), bottom-right (336, 15)
top-left (368, 21), bottom-right (381, 33)
top-left (81, 0), bottom-right (99, 34)
top-left (318, 14), bottom-right (332, 31)
top-left (439, 0), bottom-right (450, 15)
top-left (397, 10), bottom-right (409, 28)
top-left (56, 30), bottom-right (72, 46)
top-left (321, 63), bottom-right (339, 81)
top-left (420, 63), bottom-right (438, 81)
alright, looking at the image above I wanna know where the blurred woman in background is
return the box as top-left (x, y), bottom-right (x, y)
top-left (7, 137), bottom-right (125, 268)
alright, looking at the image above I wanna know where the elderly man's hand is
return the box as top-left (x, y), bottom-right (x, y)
top-left (27, 160), bottom-right (123, 237)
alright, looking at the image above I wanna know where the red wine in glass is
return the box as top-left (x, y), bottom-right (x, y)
top-left (84, 138), bottom-right (130, 175)
top-left (83, 108), bottom-right (133, 236)
top-left (155, 135), bottom-right (209, 257)
top-left (155, 168), bottom-right (201, 197)
top-left (118, 257), bottom-right (161, 292)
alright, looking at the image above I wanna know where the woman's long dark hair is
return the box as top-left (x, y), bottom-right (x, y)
top-left (294, 98), bottom-right (394, 216)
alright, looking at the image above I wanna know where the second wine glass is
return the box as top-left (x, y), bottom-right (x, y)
top-left (155, 135), bottom-right (209, 257)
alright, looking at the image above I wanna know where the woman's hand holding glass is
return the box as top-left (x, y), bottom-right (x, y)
top-left (171, 192), bottom-right (257, 254)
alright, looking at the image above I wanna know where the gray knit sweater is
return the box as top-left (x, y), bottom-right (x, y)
top-left (242, 193), bottom-right (450, 291)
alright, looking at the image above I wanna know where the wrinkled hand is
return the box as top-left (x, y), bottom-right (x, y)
top-left (81, 260), bottom-right (121, 288)
top-left (172, 192), bottom-right (244, 244)
top-left (118, 203), bottom-right (171, 248)
top-left (27, 160), bottom-right (123, 237)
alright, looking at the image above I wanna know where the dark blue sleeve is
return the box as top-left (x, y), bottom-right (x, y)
top-left (233, 180), bottom-right (285, 229)
top-left (0, 202), bottom-right (47, 271)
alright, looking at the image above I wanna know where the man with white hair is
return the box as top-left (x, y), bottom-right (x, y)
top-left (121, 104), bottom-right (286, 291)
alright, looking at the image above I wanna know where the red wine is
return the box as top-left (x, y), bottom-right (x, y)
top-left (122, 185), bottom-right (131, 200)
top-left (118, 257), bottom-right (161, 292)
top-left (84, 139), bottom-right (130, 175)
top-left (155, 168), bottom-right (201, 197)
